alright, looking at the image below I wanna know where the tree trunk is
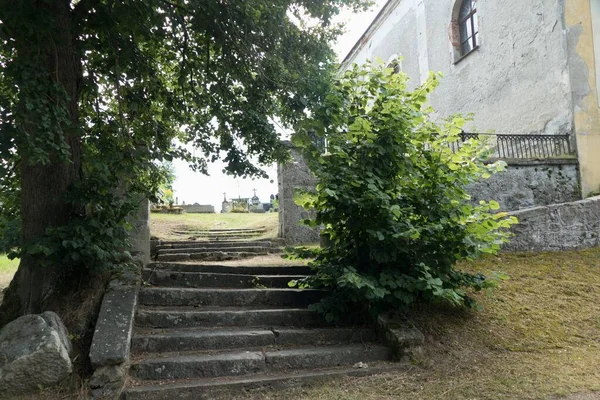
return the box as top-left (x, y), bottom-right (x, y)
top-left (0, 0), bottom-right (82, 324)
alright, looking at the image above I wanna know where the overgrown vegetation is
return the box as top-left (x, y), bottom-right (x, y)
top-left (289, 62), bottom-right (518, 320)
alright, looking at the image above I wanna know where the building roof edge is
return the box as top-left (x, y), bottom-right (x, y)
top-left (339, 0), bottom-right (402, 71)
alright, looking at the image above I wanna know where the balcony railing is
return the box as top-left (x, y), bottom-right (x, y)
top-left (450, 132), bottom-right (574, 159)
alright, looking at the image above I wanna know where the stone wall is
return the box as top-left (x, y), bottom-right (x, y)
top-left (89, 258), bottom-right (143, 399)
top-left (504, 196), bottom-right (600, 252)
top-left (129, 198), bottom-right (150, 264)
top-left (180, 204), bottom-right (215, 213)
top-left (277, 145), bottom-right (320, 245)
top-left (468, 159), bottom-right (580, 211)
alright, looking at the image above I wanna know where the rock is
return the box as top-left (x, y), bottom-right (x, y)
top-left (376, 313), bottom-right (425, 360)
top-left (89, 364), bottom-right (127, 399)
top-left (0, 311), bottom-right (72, 395)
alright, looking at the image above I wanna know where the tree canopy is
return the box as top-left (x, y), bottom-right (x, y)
top-left (0, 0), bottom-right (368, 323)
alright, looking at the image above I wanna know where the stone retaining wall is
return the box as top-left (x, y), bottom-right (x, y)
top-left (129, 198), bottom-right (151, 265)
top-left (468, 158), bottom-right (580, 211)
top-left (504, 196), bottom-right (600, 252)
top-left (277, 144), bottom-right (320, 245)
top-left (278, 144), bottom-right (581, 245)
top-left (89, 260), bottom-right (142, 399)
top-left (89, 197), bottom-right (150, 399)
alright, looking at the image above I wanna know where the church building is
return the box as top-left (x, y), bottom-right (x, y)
top-left (340, 0), bottom-right (600, 197)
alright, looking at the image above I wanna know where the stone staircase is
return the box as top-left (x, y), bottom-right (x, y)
top-left (121, 261), bottom-right (402, 399)
top-left (171, 227), bottom-right (268, 241)
top-left (153, 238), bottom-right (282, 262)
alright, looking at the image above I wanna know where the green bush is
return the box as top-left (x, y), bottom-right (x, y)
top-left (290, 61), bottom-right (517, 321)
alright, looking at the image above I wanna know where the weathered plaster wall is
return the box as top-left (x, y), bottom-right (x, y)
top-left (341, 0), bottom-right (574, 137)
top-left (504, 196), bottom-right (600, 252)
top-left (566, 0), bottom-right (600, 196)
top-left (277, 145), bottom-right (320, 245)
top-left (468, 159), bottom-right (580, 211)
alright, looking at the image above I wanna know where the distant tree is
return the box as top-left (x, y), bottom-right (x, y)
top-left (0, 0), bottom-right (369, 325)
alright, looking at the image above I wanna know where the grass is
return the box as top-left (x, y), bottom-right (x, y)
top-left (0, 253), bottom-right (19, 273)
top-left (150, 212), bottom-right (279, 241)
top-left (241, 248), bottom-right (600, 400)
top-left (0, 254), bottom-right (18, 304)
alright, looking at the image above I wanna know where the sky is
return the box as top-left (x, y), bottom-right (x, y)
top-left (171, 1), bottom-right (388, 211)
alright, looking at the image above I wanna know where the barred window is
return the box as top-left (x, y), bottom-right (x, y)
top-left (458, 0), bottom-right (478, 56)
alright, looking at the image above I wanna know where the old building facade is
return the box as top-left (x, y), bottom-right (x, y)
top-left (340, 0), bottom-right (600, 197)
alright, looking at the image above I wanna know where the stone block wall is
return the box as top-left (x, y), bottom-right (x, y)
top-left (278, 148), bottom-right (582, 245)
top-left (277, 144), bottom-right (320, 245)
top-left (180, 204), bottom-right (215, 213)
top-left (468, 159), bottom-right (580, 211)
top-left (129, 198), bottom-right (150, 264)
top-left (504, 196), bottom-right (600, 252)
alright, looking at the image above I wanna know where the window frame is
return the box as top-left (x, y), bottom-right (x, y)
top-left (453, 0), bottom-right (479, 64)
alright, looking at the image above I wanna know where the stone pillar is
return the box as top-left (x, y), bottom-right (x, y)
top-left (129, 197), bottom-right (150, 265)
top-left (277, 144), bottom-right (320, 245)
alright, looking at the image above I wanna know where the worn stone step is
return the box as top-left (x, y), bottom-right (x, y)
top-left (131, 327), bottom-right (377, 353)
top-left (135, 307), bottom-right (324, 329)
top-left (130, 344), bottom-right (392, 380)
top-left (138, 287), bottom-right (325, 308)
top-left (156, 241), bottom-right (279, 251)
top-left (172, 231), bottom-right (264, 237)
top-left (158, 238), bottom-right (284, 246)
top-left (156, 251), bottom-right (265, 262)
top-left (143, 270), bottom-right (305, 289)
top-left (147, 263), bottom-right (313, 276)
top-left (176, 228), bottom-right (267, 234)
top-left (122, 363), bottom-right (405, 400)
top-left (157, 246), bottom-right (278, 255)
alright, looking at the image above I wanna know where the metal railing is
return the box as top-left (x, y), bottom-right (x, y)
top-left (450, 132), bottom-right (574, 159)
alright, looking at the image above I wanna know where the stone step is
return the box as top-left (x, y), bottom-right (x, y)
top-left (156, 251), bottom-right (267, 262)
top-left (122, 363), bottom-right (405, 400)
top-left (172, 231), bottom-right (264, 237)
top-left (157, 246), bottom-right (278, 255)
top-left (147, 263), bottom-right (313, 276)
top-left (138, 287), bottom-right (325, 308)
top-left (158, 237), bottom-right (284, 245)
top-left (156, 241), bottom-right (279, 251)
top-left (131, 327), bottom-right (377, 354)
top-left (175, 228), bottom-right (267, 234)
top-left (135, 307), bottom-right (324, 329)
top-left (130, 344), bottom-right (392, 381)
top-left (143, 270), bottom-right (306, 289)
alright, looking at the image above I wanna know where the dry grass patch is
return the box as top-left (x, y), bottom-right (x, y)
top-left (150, 212), bottom-right (279, 241)
top-left (243, 248), bottom-right (600, 400)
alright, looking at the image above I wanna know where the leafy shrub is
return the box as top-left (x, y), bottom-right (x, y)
top-left (290, 61), bottom-right (518, 321)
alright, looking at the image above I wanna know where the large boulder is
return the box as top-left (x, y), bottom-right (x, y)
top-left (0, 311), bottom-right (72, 395)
